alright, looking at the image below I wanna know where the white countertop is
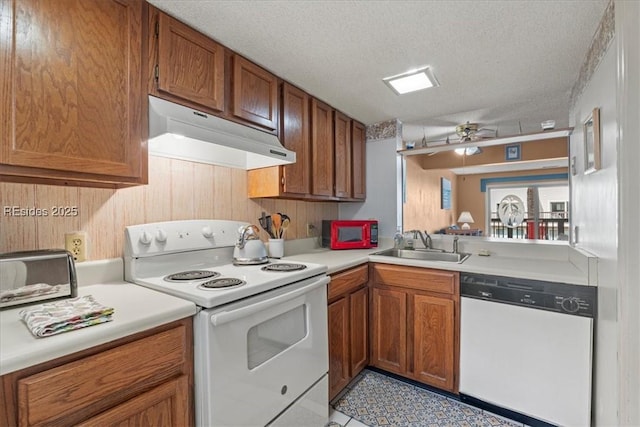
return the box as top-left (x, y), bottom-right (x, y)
top-left (285, 248), bottom-right (375, 274)
top-left (367, 253), bottom-right (589, 285)
top-left (285, 241), bottom-right (593, 285)
top-left (0, 282), bottom-right (196, 375)
top-left (1, 241), bottom-right (593, 376)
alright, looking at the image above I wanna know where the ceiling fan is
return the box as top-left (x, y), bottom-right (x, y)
top-left (424, 121), bottom-right (497, 155)
top-left (454, 121), bottom-right (496, 143)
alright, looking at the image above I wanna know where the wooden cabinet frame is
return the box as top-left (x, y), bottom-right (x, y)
top-left (328, 264), bottom-right (369, 400)
top-left (232, 55), bottom-right (279, 131)
top-left (1, 0), bottom-right (147, 187)
top-left (0, 318), bottom-right (193, 427)
top-left (370, 263), bottom-right (460, 393)
top-left (153, 10), bottom-right (225, 112)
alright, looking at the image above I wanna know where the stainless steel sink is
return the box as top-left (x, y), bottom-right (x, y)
top-left (372, 248), bottom-right (471, 263)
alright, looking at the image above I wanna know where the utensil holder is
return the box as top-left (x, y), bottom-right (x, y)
top-left (268, 239), bottom-right (284, 258)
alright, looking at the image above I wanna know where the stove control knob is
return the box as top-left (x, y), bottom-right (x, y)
top-left (202, 226), bottom-right (214, 238)
top-left (139, 231), bottom-right (152, 245)
top-left (155, 229), bottom-right (167, 243)
top-left (561, 297), bottom-right (581, 313)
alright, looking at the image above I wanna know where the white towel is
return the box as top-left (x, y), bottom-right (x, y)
top-left (19, 295), bottom-right (114, 338)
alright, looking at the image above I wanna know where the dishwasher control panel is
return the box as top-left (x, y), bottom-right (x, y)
top-left (460, 273), bottom-right (597, 317)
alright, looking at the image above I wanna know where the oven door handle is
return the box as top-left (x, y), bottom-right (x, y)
top-left (210, 276), bottom-right (329, 326)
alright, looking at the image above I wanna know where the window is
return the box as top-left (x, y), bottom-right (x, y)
top-left (488, 184), bottom-right (569, 240)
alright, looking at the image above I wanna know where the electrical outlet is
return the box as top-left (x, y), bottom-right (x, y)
top-left (306, 223), bottom-right (316, 237)
top-left (65, 232), bottom-right (87, 262)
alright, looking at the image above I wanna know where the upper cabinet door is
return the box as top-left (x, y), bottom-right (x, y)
top-left (334, 111), bottom-right (352, 198)
top-left (310, 98), bottom-right (334, 197)
top-left (0, 0), bottom-right (145, 185)
top-left (232, 56), bottom-right (278, 131)
top-left (155, 11), bottom-right (225, 112)
top-left (281, 83), bottom-right (310, 196)
top-left (351, 121), bottom-right (366, 200)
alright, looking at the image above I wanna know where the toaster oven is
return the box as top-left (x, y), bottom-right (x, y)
top-left (0, 250), bottom-right (77, 310)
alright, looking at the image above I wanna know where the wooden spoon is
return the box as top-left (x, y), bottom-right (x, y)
top-left (281, 218), bottom-right (290, 239)
top-left (271, 213), bottom-right (282, 239)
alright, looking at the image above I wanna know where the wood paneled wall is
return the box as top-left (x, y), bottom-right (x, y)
top-left (403, 157), bottom-right (458, 233)
top-left (0, 156), bottom-right (338, 260)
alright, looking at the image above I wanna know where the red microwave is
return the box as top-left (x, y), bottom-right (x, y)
top-left (321, 220), bottom-right (378, 250)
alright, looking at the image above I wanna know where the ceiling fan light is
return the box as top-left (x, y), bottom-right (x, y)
top-left (455, 147), bottom-right (482, 156)
top-left (383, 67), bottom-right (439, 95)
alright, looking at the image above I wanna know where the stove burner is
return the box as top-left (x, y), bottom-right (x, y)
top-left (198, 278), bottom-right (246, 289)
top-left (164, 270), bottom-right (219, 282)
top-left (261, 263), bottom-right (307, 272)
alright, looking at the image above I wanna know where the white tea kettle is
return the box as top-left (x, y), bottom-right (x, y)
top-left (233, 225), bottom-right (268, 265)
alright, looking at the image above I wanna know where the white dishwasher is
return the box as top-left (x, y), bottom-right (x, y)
top-left (459, 273), bottom-right (596, 427)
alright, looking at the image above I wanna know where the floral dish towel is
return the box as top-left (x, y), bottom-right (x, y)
top-left (18, 295), bottom-right (114, 338)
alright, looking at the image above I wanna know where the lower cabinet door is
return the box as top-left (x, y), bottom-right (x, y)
top-left (412, 294), bottom-right (455, 391)
top-left (76, 376), bottom-right (190, 427)
top-left (349, 287), bottom-right (368, 376)
top-left (328, 296), bottom-right (350, 400)
top-left (371, 287), bottom-right (407, 375)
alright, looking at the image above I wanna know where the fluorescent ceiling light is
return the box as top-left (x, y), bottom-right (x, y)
top-left (383, 67), bottom-right (439, 95)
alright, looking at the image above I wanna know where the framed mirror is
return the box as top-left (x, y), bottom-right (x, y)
top-left (583, 108), bottom-right (601, 174)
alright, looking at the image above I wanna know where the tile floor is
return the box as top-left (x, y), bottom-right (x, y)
top-left (330, 369), bottom-right (526, 427)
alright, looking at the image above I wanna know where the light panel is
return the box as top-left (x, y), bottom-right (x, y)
top-left (383, 67), bottom-right (439, 95)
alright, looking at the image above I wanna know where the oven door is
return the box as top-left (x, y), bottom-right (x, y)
top-left (194, 275), bottom-right (329, 427)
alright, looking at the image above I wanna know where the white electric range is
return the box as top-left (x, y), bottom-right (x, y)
top-left (124, 220), bottom-right (329, 427)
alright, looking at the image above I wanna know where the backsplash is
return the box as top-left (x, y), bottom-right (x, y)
top-left (0, 156), bottom-right (338, 260)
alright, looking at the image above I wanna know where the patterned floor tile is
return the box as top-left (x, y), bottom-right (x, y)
top-left (333, 370), bottom-right (523, 427)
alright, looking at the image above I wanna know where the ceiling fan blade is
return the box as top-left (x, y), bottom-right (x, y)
top-left (476, 128), bottom-right (497, 138)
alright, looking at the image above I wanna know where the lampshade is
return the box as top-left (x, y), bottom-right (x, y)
top-left (457, 211), bottom-right (475, 229)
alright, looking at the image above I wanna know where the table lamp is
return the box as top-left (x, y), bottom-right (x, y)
top-left (457, 211), bottom-right (475, 229)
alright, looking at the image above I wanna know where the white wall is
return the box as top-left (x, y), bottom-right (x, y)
top-left (339, 136), bottom-right (402, 237)
top-left (569, 40), bottom-right (619, 426)
top-left (615, 1), bottom-right (640, 424)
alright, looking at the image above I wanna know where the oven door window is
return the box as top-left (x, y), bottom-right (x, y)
top-left (247, 304), bottom-right (307, 369)
top-left (338, 226), bottom-right (363, 243)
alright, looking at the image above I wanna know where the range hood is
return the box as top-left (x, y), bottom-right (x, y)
top-left (148, 95), bottom-right (295, 169)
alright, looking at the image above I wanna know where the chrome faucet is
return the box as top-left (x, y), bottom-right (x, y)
top-left (452, 236), bottom-right (459, 254)
top-left (408, 230), bottom-right (432, 250)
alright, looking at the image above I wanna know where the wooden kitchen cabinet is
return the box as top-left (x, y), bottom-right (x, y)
top-left (328, 264), bottom-right (369, 400)
top-left (370, 263), bottom-right (459, 393)
top-left (247, 83), bottom-right (311, 198)
top-left (371, 287), bottom-right (407, 375)
top-left (311, 98), bottom-right (335, 198)
top-left (232, 55), bottom-right (279, 132)
top-left (351, 121), bottom-right (367, 200)
top-left (334, 111), bottom-right (352, 198)
top-left (0, 0), bottom-right (147, 187)
top-left (412, 293), bottom-right (455, 390)
top-left (0, 318), bottom-right (193, 426)
top-left (328, 296), bottom-right (350, 398)
top-left (150, 8), bottom-right (225, 112)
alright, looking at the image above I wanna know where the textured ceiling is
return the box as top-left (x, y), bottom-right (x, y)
top-left (148, 0), bottom-right (608, 142)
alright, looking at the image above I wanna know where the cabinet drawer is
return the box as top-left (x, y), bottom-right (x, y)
top-left (328, 264), bottom-right (368, 300)
top-left (18, 324), bottom-right (189, 426)
top-left (372, 263), bottom-right (457, 295)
